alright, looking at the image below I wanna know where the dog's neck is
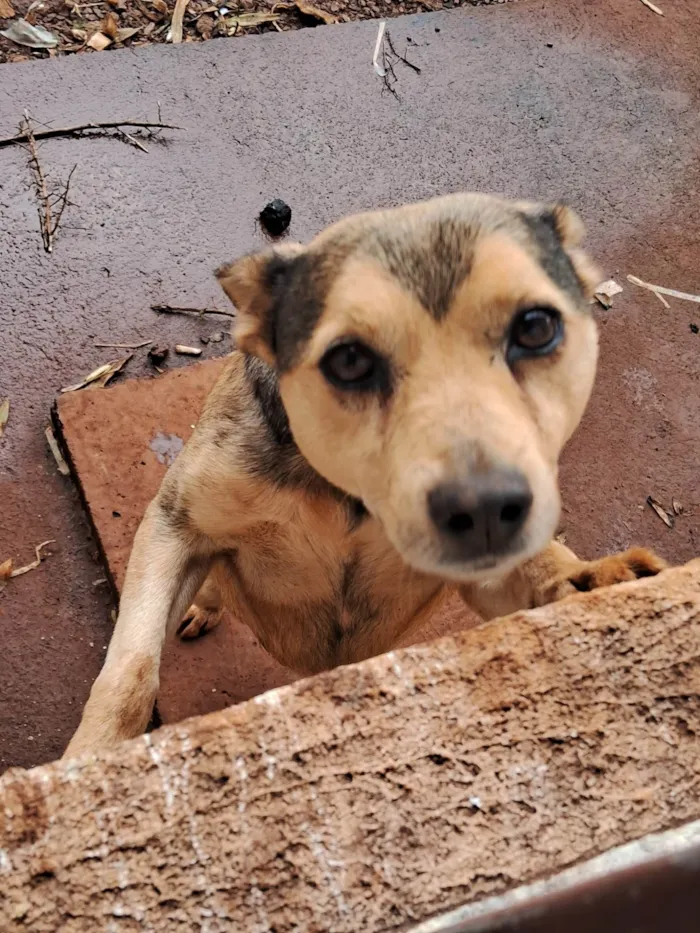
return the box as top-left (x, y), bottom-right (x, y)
top-left (244, 354), bottom-right (368, 526)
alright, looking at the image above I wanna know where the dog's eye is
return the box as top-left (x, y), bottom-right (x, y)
top-left (508, 307), bottom-right (562, 360)
top-left (320, 341), bottom-right (382, 390)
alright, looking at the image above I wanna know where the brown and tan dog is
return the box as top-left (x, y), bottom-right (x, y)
top-left (65, 193), bottom-right (666, 757)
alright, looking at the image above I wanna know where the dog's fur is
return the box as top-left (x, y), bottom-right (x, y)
top-left (65, 193), bottom-right (666, 757)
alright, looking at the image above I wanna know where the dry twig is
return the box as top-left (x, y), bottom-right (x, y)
top-left (20, 113), bottom-right (77, 253)
top-left (169, 0), bottom-right (189, 43)
top-left (45, 425), bottom-right (70, 475)
top-left (0, 118), bottom-right (182, 151)
top-left (0, 398), bottom-right (9, 441)
top-left (639, 0), bottom-right (664, 14)
top-left (628, 274), bottom-right (700, 307)
top-left (385, 31), bottom-right (421, 74)
top-left (116, 128), bottom-right (149, 153)
top-left (152, 303), bottom-right (235, 319)
top-left (94, 339), bottom-right (153, 349)
top-left (373, 23), bottom-right (420, 99)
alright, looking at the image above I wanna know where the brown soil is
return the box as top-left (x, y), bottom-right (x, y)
top-left (0, 0), bottom-right (508, 65)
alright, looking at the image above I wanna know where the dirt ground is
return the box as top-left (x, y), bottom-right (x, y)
top-left (0, 0), bottom-right (508, 65)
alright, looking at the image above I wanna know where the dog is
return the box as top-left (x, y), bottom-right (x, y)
top-left (64, 193), bottom-right (667, 757)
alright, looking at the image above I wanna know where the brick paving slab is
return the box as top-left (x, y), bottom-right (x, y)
top-left (1, 0), bottom-right (699, 770)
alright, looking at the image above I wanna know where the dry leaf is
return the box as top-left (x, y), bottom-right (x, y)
top-left (151, 0), bottom-right (168, 13)
top-left (71, 26), bottom-right (87, 40)
top-left (0, 0), bottom-right (16, 18)
top-left (87, 30), bottom-right (111, 49)
top-left (101, 10), bottom-right (119, 38)
top-left (672, 499), bottom-right (684, 516)
top-left (175, 344), bottom-right (202, 356)
top-left (0, 17), bottom-right (58, 47)
top-left (224, 10), bottom-right (280, 32)
top-left (647, 495), bottom-right (674, 529)
top-left (293, 1), bottom-right (336, 24)
top-left (0, 398), bottom-right (9, 440)
top-left (45, 425), bottom-right (70, 476)
top-left (594, 278), bottom-right (623, 309)
top-left (115, 25), bottom-right (139, 40)
top-left (1, 541), bottom-right (55, 589)
top-left (61, 355), bottom-right (131, 392)
top-left (195, 12), bottom-right (213, 37)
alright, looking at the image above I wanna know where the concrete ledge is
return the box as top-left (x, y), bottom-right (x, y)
top-left (2, 562), bottom-right (700, 931)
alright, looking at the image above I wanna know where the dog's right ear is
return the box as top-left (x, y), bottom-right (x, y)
top-left (216, 243), bottom-right (305, 365)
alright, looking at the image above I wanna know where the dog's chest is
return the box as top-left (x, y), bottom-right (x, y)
top-left (229, 501), bottom-right (442, 671)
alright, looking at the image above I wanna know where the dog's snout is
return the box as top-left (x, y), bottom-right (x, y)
top-left (427, 470), bottom-right (533, 559)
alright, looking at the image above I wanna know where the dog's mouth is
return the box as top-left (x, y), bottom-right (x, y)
top-left (376, 495), bottom-right (557, 583)
top-left (400, 539), bottom-right (535, 584)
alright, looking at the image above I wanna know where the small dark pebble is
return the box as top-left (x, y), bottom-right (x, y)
top-left (690, 323), bottom-right (699, 334)
top-left (546, 42), bottom-right (553, 48)
top-left (434, 27), bottom-right (440, 33)
top-left (148, 344), bottom-right (169, 365)
top-left (200, 335), bottom-right (210, 345)
top-left (260, 198), bottom-right (292, 237)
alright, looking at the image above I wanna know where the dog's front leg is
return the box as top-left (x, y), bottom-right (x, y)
top-left (460, 540), bottom-right (668, 621)
top-left (64, 497), bottom-right (212, 758)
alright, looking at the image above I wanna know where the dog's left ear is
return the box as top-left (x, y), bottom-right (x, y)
top-left (216, 243), bottom-right (305, 365)
top-left (520, 201), bottom-right (602, 299)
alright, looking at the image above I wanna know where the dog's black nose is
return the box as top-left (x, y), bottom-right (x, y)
top-left (427, 471), bottom-right (533, 559)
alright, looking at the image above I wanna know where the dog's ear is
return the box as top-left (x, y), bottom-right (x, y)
top-left (216, 243), bottom-right (305, 365)
top-left (545, 202), bottom-right (585, 248)
top-left (519, 201), bottom-right (602, 299)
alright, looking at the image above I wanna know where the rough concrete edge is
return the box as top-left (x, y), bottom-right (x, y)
top-left (2, 559), bottom-right (700, 931)
top-left (8, 554), bottom-right (700, 780)
top-left (407, 818), bottom-right (700, 933)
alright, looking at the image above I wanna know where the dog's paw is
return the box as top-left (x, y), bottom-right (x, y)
top-left (177, 605), bottom-right (223, 640)
top-left (568, 547), bottom-right (668, 593)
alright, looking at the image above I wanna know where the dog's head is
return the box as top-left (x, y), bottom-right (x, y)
top-left (217, 194), bottom-right (600, 582)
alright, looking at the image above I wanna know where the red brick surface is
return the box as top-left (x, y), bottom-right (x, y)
top-left (54, 360), bottom-right (477, 725)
